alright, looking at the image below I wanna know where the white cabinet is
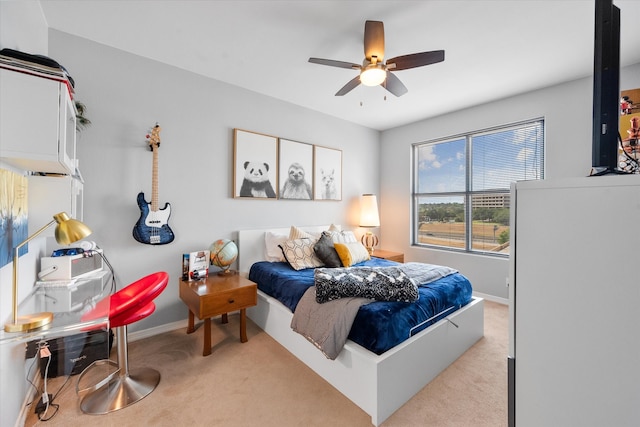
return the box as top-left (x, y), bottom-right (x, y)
top-left (0, 68), bottom-right (76, 174)
top-left (28, 174), bottom-right (83, 234)
top-left (509, 176), bottom-right (640, 427)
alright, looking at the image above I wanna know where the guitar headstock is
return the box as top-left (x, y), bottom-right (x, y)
top-left (146, 123), bottom-right (161, 151)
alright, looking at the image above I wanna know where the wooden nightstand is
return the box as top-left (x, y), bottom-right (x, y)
top-left (371, 249), bottom-right (404, 263)
top-left (179, 274), bottom-right (257, 356)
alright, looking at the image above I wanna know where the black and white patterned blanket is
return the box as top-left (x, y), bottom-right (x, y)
top-left (314, 266), bottom-right (419, 303)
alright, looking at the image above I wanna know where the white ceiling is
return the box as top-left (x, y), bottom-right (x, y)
top-left (39, 0), bottom-right (640, 131)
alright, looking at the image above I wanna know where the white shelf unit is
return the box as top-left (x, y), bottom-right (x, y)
top-left (28, 173), bottom-right (83, 235)
top-left (0, 68), bottom-right (76, 175)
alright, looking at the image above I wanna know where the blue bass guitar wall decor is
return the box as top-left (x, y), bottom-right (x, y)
top-left (133, 124), bottom-right (175, 245)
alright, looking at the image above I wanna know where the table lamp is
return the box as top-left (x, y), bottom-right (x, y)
top-left (359, 194), bottom-right (380, 255)
top-left (4, 212), bottom-right (92, 333)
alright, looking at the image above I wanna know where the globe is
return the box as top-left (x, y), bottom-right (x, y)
top-left (209, 239), bottom-right (238, 275)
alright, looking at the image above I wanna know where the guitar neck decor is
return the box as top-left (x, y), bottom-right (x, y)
top-left (133, 123), bottom-right (175, 245)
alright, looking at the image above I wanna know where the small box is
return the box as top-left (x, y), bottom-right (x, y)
top-left (39, 249), bottom-right (103, 281)
top-left (28, 329), bottom-right (114, 378)
top-left (182, 250), bottom-right (210, 281)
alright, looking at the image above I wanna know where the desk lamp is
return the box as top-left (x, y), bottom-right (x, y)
top-left (4, 212), bottom-right (92, 333)
top-left (359, 194), bottom-right (380, 255)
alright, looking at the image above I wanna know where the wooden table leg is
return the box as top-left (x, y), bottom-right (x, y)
top-left (186, 309), bottom-right (195, 334)
top-left (203, 317), bottom-right (212, 356)
top-left (240, 308), bottom-right (247, 343)
top-left (221, 313), bottom-right (228, 324)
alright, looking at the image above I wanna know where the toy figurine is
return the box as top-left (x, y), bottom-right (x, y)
top-left (618, 116), bottom-right (640, 173)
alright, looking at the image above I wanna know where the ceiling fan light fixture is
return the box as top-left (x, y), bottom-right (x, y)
top-left (360, 64), bottom-right (386, 86)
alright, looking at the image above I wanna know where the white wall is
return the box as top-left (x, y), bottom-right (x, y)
top-left (380, 61), bottom-right (640, 300)
top-left (46, 29), bottom-right (380, 333)
top-left (0, 3), bottom-right (51, 425)
top-left (0, 1), bottom-right (47, 55)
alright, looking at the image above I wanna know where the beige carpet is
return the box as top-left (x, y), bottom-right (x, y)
top-left (25, 301), bottom-right (507, 427)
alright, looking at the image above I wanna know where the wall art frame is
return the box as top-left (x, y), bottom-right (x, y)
top-left (278, 139), bottom-right (314, 200)
top-left (313, 145), bottom-right (342, 201)
top-left (0, 169), bottom-right (28, 268)
top-left (233, 129), bottom-right (279, 199)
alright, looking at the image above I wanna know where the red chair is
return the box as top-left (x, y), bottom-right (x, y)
top-left (76, 272), bottom-right (168, 414)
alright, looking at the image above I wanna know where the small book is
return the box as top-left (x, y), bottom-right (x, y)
top-left (182, 250), bottom-right (210, 281)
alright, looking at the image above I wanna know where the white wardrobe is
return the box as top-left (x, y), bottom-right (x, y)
top-left (509, 176), bottom-right (640, 427)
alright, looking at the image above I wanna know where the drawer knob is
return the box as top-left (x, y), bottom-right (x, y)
top-left (228, 298), bottom-right (235, 304)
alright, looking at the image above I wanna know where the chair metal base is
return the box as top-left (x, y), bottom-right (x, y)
top-left (79, 367), bottom-right (160, 414)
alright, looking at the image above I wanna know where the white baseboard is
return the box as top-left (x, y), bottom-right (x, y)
top-left (127, 319), bottom-right (188, 342)
top-left (473, 291), bottom-right (508, 306)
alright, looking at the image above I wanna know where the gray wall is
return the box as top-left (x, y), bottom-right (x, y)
top-left (47, 30), bottom-right (380, 332)
top-left (380, 61), bottom-right (640, 300)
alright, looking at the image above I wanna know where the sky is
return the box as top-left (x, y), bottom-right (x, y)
top-left (416, 122), bottom-right (543, 200)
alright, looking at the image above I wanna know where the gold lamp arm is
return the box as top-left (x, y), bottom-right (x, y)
top-left (5, 212), bottom-right (92, 333)
top-left (10, 218), bottom-right (57, 327)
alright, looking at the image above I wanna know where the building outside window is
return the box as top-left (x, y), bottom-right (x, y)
top-left (412, 118), bottom-right (544, 256)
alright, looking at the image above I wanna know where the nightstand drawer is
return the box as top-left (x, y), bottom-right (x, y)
top-left (201, 284), bottom-right (257, 316)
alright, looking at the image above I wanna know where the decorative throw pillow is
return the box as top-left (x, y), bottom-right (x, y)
top-left (329, 230), bottom-right (357, 244)
top-left (279, 238), bottom-right (324, 270)
top-left (313, 231), bottom-right (342, 268)
top-left (264, 231), bottom-right (288, 262)
top-left (289, 225), bottom-right (318, 240)
top-left (333, 242), bottom-right (371, 267)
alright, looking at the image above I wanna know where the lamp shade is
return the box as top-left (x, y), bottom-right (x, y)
top-left (359, 194), bottom-right (380, 227)
top-left (54, 212), bottom-right (92, 244)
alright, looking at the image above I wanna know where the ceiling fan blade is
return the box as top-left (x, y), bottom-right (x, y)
top-left (386, 50), bottom-right (445, 71)
top-left (383, 71), bottom-right (408, 97)
top-left (309, 57), bottom-right (360, 70)
top-left (335, 75), bottom-right (361, 96)
top-left (364, 20), bottom-right (385, 62)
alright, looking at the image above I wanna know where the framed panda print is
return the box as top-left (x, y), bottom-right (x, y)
top-left (313, 145), bottom-right (342, 201)
top-left (278, 139), bottom-right (313, 200)
top-left (233, 129), bottom-right (278, 199)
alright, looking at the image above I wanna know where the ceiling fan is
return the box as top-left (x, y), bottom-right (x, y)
top-left (309, 20), bottom-right (445, 97)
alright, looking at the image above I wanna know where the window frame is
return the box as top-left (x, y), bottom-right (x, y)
top-left (412, 118), bottom-right (544, 257)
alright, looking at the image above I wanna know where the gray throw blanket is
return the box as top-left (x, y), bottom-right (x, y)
top-left (399, 262), bottom-right (458, 286)
top-left (290, 286), bottom-right (372, 360)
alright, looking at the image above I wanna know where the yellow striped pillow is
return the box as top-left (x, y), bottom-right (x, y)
top-left (334, 242), bottom-right (371, 267)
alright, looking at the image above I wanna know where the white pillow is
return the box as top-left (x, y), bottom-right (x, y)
top-left (264, 231), bottom-right (288, 262)
top-left (329, 230), bottom-right (357, 244)
top-left (289, 225), bottom-right (320, 240)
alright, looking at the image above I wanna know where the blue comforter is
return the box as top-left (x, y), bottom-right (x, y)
top-left (248, 258), bottom-right (473, 355)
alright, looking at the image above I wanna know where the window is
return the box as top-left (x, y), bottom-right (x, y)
top-left (413, 119), bottom-right (544, 256)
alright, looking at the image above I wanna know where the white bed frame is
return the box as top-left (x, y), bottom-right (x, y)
top-left (237, 226), bottom-right (484, 426)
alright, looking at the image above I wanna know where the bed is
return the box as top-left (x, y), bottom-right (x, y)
top-left (238, 226), bottom-right (484, 426)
